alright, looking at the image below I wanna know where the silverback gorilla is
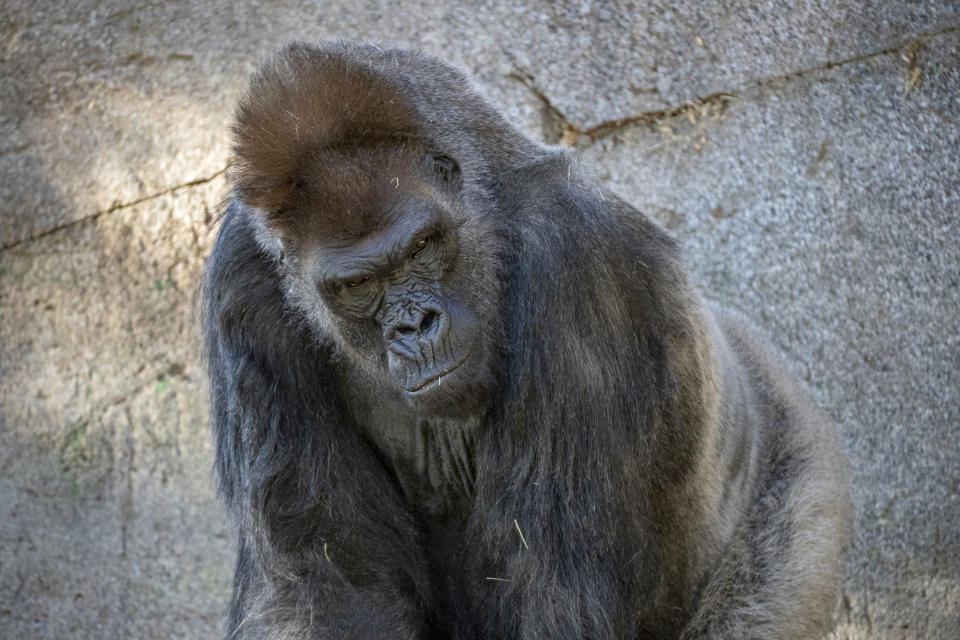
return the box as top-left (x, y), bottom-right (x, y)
top-left (203, 41), bottom-right (851, 639)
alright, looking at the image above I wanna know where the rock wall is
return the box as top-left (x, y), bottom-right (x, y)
top-left (2, 1), bottom-right (957, 637)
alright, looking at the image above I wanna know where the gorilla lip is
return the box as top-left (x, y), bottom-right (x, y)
top-left (406, 351), bottom-right (470, 394)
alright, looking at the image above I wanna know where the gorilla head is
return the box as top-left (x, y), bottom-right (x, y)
top-left (230, 54), bottom-right (506, 416)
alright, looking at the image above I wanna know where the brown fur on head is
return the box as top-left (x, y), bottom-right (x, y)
top-left (231, 42), bottom-right (422, 234)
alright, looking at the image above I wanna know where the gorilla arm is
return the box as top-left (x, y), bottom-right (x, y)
top-left (452, 171), bottom-right (720, 639)
top-left (204, 209), bottom-right (440, 639)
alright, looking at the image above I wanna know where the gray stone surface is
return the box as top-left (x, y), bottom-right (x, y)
top-left (0, 180), bottom-right (232, 636)
top-left (1, 1), bottom-right (957, 638)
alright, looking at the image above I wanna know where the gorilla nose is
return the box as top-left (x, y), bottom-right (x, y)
top-left (395, 309), bottom-right (439, 337)
top-left (384, 307), bottom-right (447, 351)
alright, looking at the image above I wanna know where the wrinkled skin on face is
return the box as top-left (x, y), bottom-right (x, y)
top-left (264, 146), bottom-right (498, 417)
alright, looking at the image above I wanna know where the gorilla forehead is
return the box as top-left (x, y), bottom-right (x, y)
top-left (284, 145), bottom-right (439, 244)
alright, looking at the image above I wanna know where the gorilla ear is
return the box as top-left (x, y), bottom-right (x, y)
top-left (425, 152), bottom-right (461, 189)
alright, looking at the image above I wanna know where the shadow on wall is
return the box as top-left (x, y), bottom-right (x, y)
top-left (0, 122), bottom-right (233, 634)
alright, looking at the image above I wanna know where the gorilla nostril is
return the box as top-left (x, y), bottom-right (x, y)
top-left (420, 310), bottom-right (439, 335)
top-left (386, 309), bottom-right (442, 343)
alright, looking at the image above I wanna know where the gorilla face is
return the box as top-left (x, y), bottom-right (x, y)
top-left (271, 148), bottom-right (497, 416)
top-left (316, 197), bottom-right (483, 402)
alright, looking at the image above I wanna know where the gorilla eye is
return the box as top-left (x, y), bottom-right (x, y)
top-left (345, 276), bottom-right (370, 288)
top-left (410, 235), bottom-right (441, 261)
top-left (411, 238), bottom-right (429, 257)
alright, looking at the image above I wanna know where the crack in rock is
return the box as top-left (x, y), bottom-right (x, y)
top-left (1, 166), bottom-right (227, 251)
top-left (508, 23), bottom-right (960, 149)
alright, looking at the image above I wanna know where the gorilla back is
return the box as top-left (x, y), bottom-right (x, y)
top-left (203, 41), bottom-right (851, 639)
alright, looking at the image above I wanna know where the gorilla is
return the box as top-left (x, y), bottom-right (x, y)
top-left (203, 41), bottom-right (851, 639)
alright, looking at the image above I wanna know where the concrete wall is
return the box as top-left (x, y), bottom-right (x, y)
top-left (1, 1), bottom-right (957, 637)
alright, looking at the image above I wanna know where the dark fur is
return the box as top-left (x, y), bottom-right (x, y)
top-left (203, 41), bottom-right (851, 639)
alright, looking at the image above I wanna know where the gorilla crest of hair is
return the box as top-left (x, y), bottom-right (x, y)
top-left (204, 41), bottom-right (851, 640)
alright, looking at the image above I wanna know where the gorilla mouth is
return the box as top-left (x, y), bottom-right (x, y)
top-left (406, 351), bottom-right (470, 394)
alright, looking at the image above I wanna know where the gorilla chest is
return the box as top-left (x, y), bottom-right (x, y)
top-left (365, 412), bottom-right (479, 518)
